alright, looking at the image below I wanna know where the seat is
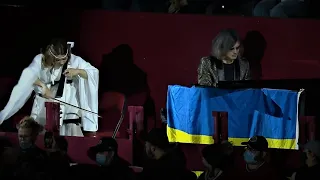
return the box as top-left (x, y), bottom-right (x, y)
top-left (127, 92), bottom-right (156, 132)
top-left (44, 102), bottom-right (60, 133)
top-left (98, 92), bottom-right (127, 138)
top-left (127, 106), bottom-right (144, 140)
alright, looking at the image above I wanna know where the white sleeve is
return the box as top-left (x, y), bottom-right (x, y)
top-left (0, 55), bottom-right (42, 124)
top-left (76, 56), bottom-right (99, 132)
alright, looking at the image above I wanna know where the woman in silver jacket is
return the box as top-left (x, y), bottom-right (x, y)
top-left (197, 29), bottom-right (251, 87)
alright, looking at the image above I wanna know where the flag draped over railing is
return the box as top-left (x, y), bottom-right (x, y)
top-left (166, 85), bottom-right (301, 149)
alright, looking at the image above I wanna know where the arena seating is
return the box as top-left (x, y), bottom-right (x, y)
top-left (1, 9), bottom-right (320, 171)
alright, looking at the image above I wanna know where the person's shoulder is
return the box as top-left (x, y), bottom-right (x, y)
top-left (3, 147), bottom-right (20, 155)
top-left (31, 54), bottom-right (43, 64)
top-left (198, 56), bottom-right (213, 70)
top-left (238, 58), bottom-right (249, 65)
top-left (70, 54), bottom-right (85, 62)
top-left (295, 165), bottom-right (320, 180)
top-left (33, 54), bottom-right (42, 60)
top-left (70, 54), bottom-right (96, 69)
top-left (1, 147), bottom-right (19, 163)
top-left (200, 56), bottom-right (212, 63)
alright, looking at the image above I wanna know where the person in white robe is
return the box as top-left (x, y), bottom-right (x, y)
top-left (0, 39), bottom-right (99, 137)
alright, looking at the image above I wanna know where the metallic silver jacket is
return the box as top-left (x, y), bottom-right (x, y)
top-left (197, 56), bottom-right (251, 87)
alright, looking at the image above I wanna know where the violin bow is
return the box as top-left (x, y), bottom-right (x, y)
top-left (38, 94), bottom-right (102, 118)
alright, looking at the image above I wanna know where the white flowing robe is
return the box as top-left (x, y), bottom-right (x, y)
top-left (0, 54), bottom-right (99, 136)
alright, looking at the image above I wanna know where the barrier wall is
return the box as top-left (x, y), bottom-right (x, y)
top-left (78, 11), bottom-right (320, 123)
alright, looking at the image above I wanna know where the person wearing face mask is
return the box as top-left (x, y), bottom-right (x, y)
top-left (197, 29), bottom-right (251, 87)
top-left (84, 137), bottom-right (134, 180)
top-left (291, 140), bottom-right (320, 180)
top-left (225, 136), bottom-right (281, 180)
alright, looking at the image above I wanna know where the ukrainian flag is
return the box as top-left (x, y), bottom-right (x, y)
top-left (166, 85), bottom-right (302, 149)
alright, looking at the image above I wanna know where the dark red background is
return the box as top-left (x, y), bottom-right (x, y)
top-left (78, 11), bottom-right (320, 121)
top-left (1, 9), bottom-right (320, 126)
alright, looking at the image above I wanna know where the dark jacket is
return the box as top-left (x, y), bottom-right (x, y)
top-left (47, 152), bottom-right (71, 180)
top-left (69, 156), bottom-right (134, 180)
top-left (15, 146), bottom-right (49, 179)
top-left (197, 56), bottom-right (251, 87)
top-left (139, 149), bottom-right (195, 180)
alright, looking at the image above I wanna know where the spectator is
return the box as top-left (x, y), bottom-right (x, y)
top-left (197, 29), bottom-right (250, 87)
top-left (198, 142), bottom-right (234, 180)
top-left (291, 140), bottom-right (320, 180)
top-left (17, 116), bottom-right (43, 150)
top-left (47, 136), bottom-right (71, 180)
top-left (139, 128), bottom-right (196, 180)
top-left (1, 116), bottom-right (48, 179)
top-left (84, 137), bottom-right (134, 179)
top-left (225, 136), bottom-right (281, 180)
top-left (253, 0), bottom-right (308, 18)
